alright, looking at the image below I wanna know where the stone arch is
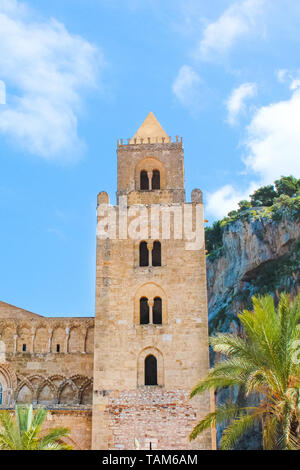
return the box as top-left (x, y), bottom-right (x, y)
top-left (17, 323), bottom-right (32, 353)
top-left (135, 157), bottom-right (166, 191)
top-left (34, 324), bottom-right (49, 353)
top-left (134, 282), bottom-right (168, 325)
top-left (137, 347), bottom-right (164, 387)
top-left (26, 374), bottom-right (46, 394)
top-left (37, 379), bottom-right (56, 405)
top-left (58, 380), bottom-right (78, 405)
top-left (0, 364), bottom-right (17, 406)
top-left (85, 327), bottom-right (94, 354)
top-left (1, 324), bottom-right (15, 353)
top-left (49, 374), bottom-right (66, 389)
top-left (70, 374), bottom-right (88, 389)
top-left (51, 326), bottom-right (65, 353)
top-left (15, 378), bottom-right (34, 404)
top-left (68, 325), bottom-right (85, 353)
top-left (0, 339), bottom-right (5, 362)
top-left (79, 378), bottom-right (93, 405)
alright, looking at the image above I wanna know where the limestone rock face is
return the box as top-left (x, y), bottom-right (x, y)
top-left (207, 214), bottom-right (300, 449)
top-left (207, 216), bottom-right (300, 333)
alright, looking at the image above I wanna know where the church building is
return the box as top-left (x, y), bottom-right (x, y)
top-left (0, 113), bottom-right (214, 450)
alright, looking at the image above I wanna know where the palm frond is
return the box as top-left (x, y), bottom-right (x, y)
top-left (190, 403), bottom-right (255, 441)
top-left (220, 412), bottom-right (261, 450)
top-left (36, 427), bottom-right (71, 450)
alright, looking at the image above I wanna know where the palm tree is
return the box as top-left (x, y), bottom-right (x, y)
top-left (190, 293), bottom-right (300, 450)
top-left (0, 404), bottom-right (72, 450)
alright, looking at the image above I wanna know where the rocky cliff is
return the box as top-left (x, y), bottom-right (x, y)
top-left (206, 210), bottom-right (300, 449)
top-left (207, 215), bottom-right (300, 334)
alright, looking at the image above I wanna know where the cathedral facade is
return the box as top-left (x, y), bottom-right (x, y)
top-left (0, 113), bottom-right (214, 450)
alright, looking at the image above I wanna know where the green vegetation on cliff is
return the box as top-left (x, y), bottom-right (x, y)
top-left (206, 176), bottom-right (300, 260)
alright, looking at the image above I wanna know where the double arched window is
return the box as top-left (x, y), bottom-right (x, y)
top-left (145, 355), bottom-right (157, 386)
top-left (139, 241), bottom-right (161, 267)
top-left (140, 170), bottom-right (160, 190)
top-left (139, 297), bottom-right (162, 325)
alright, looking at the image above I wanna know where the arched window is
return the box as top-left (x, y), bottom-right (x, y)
top-left (145, 355), bottom-right (157, 385)
top-left (153, 297), bottom-right (162, 324)
top-left (152, 170), bottom-right (160, 190)
top-left (140, 297), bottom-right (149, 324)
top-left (152, 241), bottom-right (161, 266)
top-left (140, 170), bottom-right (149, 190)
top-left (139, 241), bottom-right (149, 267)
top-left (0, 382), bottom-right (2, 405)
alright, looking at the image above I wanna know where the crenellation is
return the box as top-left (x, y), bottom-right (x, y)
top-left (118, 137), bottom-right (183, 146)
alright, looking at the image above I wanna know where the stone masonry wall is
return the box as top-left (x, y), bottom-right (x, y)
top-left (0, 311), bottom-right (94, 408)
top-left (104, 389), bottom-right (212, 450)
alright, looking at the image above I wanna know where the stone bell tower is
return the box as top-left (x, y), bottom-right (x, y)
top-left (92, 112), bottom-right (214, 450)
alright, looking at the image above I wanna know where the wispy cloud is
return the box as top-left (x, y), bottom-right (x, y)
top-left (0, 0), bottom-right (103, 162)
top-left (277, 69), bottom-right (300, 91)
top-left (0, 80), bottom-right (5, 104)
top-left (207, 85), bottom-right (300, 219)
top-left (226, 82), bottom-right (257, 125)
top-left (206, 181), bottom-right (258, 220)
top-left (196, 0), bottom-right (265, 60)
top-left (172, 65), bottom-right (202, 111)
top-left (245, 87), bottom-right (300, 183)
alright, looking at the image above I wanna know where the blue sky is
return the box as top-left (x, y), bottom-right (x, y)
top-left (0, 0), bottom-right (300, 316)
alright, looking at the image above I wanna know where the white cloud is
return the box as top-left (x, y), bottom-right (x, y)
top-left (206, 182), bottom-right (258, 220)
top-left (0, 80), bottom-right (6, 104)
top-left (0, 0), bottom-right (103, 161)
top-left (290, 80), bottom-right (300, 91)
top-left (276, 69), bottom-right (300, 90)
top-left (244, 87), bottom-right (300, 183)
top-left (226, 82), bottom-right (257, 125)
top-left (172, 65), bottom-right (202, 110)
top-left (207, 87), bottom-right (300, 219)
top-left (277, 69), bottom-right (288, 83)
top-left (197, 0), bottom-right (265, 60)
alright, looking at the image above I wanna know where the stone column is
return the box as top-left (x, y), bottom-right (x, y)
top-left (148, 171), bottom-right (153, 191)
top-left (13, 335), bottom-right (17, 354)
top-left (148, 241), bottom-right (154, 267)
top-left (83, 328), bottom-right (87, 354)
top-left (48, 328), bottom-right (53, 353)
top-left (148, 299), bottom-right (154, 325)
top-left (65, 327), bottom-right (70, 353)
top-left (31, 327), bottom-right (36, 353)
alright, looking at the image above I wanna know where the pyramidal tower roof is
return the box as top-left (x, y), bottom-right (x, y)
top-left (130, 112), bottom-right (170, 144)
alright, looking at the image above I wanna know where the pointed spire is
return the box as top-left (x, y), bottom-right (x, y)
top-left (130, 112), bottom-right (170, 144)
